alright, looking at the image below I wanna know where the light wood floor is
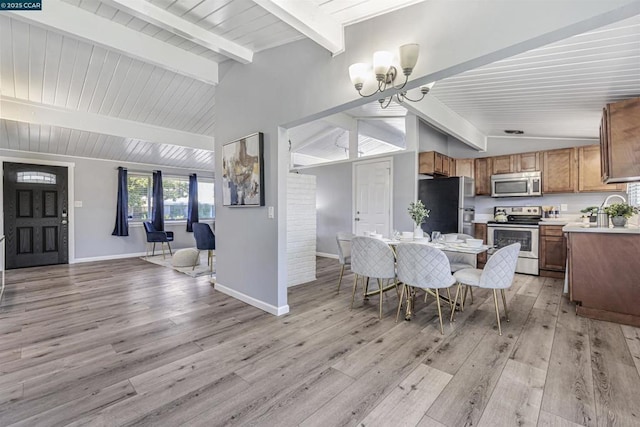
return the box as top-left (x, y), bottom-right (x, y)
top-left (1, 257), bottom-right (640, 426)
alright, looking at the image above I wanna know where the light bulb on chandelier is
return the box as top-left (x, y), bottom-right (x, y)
top-left (348, 44), bottom-right (435, 109)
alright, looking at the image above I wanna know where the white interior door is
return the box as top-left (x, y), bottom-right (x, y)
top-left (354, 159), bottom-right (392, 237)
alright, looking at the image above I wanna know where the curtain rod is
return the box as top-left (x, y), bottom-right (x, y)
top-left (115, 167), bottom-right (213, 178)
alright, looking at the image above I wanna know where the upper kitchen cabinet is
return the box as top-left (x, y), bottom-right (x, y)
top-left (455, 158), bottom-right (475, 179)
top-left (578, 145), bottom-right (626, 192)
top-left (543, 148), bottom-right (578, 193)
top-left (491, 152), bottom-right (541, 175)
top-left (515, 152), bottom-right (541, 172)
top-left (419, 151), bottom-right (452, 176)
top-left (474, 157), bottom-right (492, 195)
top-left (601, 97), bottom-right (640, 183)
top-left (491, 155), bottom-right (515, 174)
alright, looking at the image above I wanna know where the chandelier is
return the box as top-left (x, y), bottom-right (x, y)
top-left (348, 43), bottom-right (434, 109)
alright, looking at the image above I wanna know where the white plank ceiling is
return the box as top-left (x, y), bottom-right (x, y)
top-left (430, 13), bottom-right (640, 139)
top-left (1, 0), bottom-right (639, 168)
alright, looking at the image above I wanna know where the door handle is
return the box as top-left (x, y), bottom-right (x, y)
top-left (61, 220), bottom-right (68, 225)
top-left (354, 218), bottom-right (360, 221)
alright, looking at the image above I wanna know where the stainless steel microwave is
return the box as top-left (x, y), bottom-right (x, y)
top-left (491, 171), bottom-right (542, 197)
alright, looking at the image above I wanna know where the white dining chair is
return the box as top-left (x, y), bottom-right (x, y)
top-left (335, 232), bottom-right (354, 294)
top-left (443, 233), bottom-right (476, 307)
top-left (395, 243), bottom-right (456, 334)
top-left (350, 236), bottom-right (397, 319)
top-left (451, 243), bottom-right (520, 335)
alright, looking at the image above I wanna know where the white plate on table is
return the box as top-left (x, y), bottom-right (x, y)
top-left (444, 239), bottom-right (464, 244)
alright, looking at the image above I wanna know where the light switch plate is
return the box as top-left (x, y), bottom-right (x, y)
top-left (268, 206), bottom-right (274, 219)
top-left (74, 201), bottom-right (83, 208)
top-left (560, 204), bottom-right (568, 212)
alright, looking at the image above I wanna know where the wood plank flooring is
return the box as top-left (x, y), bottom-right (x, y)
top-left (1, 256), bottom-right (640, 426)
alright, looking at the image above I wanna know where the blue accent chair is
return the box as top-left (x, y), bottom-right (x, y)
top-left (192, 222), bottom-right (216, 271)
top-left (143, 222), bottom-right (174, 258)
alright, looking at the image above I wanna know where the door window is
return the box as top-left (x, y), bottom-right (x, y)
top-left (17, 171), bottom-right (57, 184)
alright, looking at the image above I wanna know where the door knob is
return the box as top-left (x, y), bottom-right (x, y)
top-left (354, 218), bottom-right (360, 221)
top-left (61, 220), bottom-right (68, 225)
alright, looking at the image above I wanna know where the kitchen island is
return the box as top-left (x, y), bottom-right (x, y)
top-left (563, 224), bottom-right (640, 326)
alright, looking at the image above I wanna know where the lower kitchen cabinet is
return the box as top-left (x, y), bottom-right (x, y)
top-left (567, 230), bottom-right (640, 327)
top-left (474, 223), bottom-right (487, 268)
top-left (539, 225), bottom-right (566, 278)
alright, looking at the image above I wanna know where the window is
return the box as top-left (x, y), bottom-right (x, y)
top-left (628, 183), bottom-right (639, 207)
top-left (17, 171), bottom-right (56, 184)
top-left (128, 174), bottom-right (152, 222)
top-left (127, 174), bottom-right (214, 222)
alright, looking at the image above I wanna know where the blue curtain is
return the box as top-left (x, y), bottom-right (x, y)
top-left (186, 174), bottom-right (199, 232)
top-left (112, 167), bottom-right (129, 236)
top-left (151, 170), bottom-right (164, 231)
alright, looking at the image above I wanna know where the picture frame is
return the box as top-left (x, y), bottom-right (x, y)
top-left (222, 132), bottom-right (265, 207)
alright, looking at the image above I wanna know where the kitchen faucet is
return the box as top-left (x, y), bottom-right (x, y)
top-left (601, 194), bottom-right (627, 207)
top-left (596, 194), bottom-right (627, 227)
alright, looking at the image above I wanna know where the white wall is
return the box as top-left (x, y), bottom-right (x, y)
top-left (287, 173), bottom-right (316, 287)
top-left (0, 149), bottom-right (213, 262)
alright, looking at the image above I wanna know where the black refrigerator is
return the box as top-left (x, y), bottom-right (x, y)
top-left (418, 176), bottom-right (475, 236)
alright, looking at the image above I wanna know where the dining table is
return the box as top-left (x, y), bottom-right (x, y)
top-left (381, 237), bottom-right (491, 320)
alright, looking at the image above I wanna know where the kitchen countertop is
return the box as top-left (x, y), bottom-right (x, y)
top-left (563, 224), bottom-right (640, 234)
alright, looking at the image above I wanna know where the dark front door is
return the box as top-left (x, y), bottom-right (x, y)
top-left (3, 163), bottom-right (69, 269)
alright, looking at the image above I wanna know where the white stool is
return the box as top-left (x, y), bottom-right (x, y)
top-left (172, 248), bottom-right (200, 268)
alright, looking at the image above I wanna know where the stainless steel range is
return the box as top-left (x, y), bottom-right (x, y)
top-left (487, 206), bottom-right (542, 275)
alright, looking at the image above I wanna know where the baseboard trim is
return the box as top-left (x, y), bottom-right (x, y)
top-left (214, 282), bottom-right (289, 316)
top-left (316, 252), bottom-right (338, 259)
top-left (73, 252), bottom-right (147, 263)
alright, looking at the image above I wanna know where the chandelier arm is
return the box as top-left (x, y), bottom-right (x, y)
top-left (356, 80), bottom-right (387, 98)
top-left (390, 74), bottom-right (410, 91)
top-left (401, 92), bottom-right (427, 103)
top-left (378, 96), bottom-right (394, 109)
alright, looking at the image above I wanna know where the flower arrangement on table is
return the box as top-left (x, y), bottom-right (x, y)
top-left (408, 200), bottom-right (430, 228)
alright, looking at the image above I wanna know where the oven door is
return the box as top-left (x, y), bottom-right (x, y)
top-left (487, 226), bottom-right (539, 259)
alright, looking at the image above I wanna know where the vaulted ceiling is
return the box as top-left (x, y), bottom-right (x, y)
top-left (1, 0), bottom-right (639, 169)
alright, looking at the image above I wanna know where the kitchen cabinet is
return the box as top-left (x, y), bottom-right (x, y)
top-left (419, 151), bottom-right (452, 176)
top-left (539, 225), bottom-right (566, 278)
top-left (474, 223), bottom-right (487, 268)
top-left (578, 145), bottom-right (626, 192)
top-left (474, 158), bottom-right (492, 195)
top-left (455, 158), bottom-right (474, 179)
top-left (600, 97), bottom-right (640, 183)
top-left (515, 152), bottom-right (541, 172)
top-left (491, 155), bottom-right (514, 175)
top-left (542, 148), bottom-right (578, 193)
top-left (490, 152), bottom-right (540, 175)
top-left (567, 229), bottom-right (640, 327)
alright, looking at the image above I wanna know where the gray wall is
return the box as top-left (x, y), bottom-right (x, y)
top-left (419, 120), bottom-right (449, 152)
top-left (0, 149), bottom-right (213, 261)
top-left (393, 151), bottom-right (418, 232)
top-left (474, 192), bottom-right (626, 217)
top-left (212, 0), bottom-right (629, 311)
top-left (302, 162), bottom-right (352, 255)
top-left (448, 136), bottom-right (597, 158)
top-left (302, 150), bottom-right (417, 256)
